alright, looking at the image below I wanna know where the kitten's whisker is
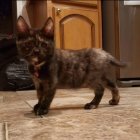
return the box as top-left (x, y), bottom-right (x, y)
top-left (35, 61), bottom-right (46, 68)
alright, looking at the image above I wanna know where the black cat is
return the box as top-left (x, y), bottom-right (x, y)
top-left (16, 16), bottom-right (126, 115)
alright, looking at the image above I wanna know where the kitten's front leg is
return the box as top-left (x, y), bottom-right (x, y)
top-left (28, 64), bottom-right (35, 75)
top-left (33, 87), bottom-right (43, 113)
top-left (31, 78), bottom-right (43, 113)
top-left (34, 81), bottom-right (56, 115)
top-left (35, 89), bottom-right (56, 115)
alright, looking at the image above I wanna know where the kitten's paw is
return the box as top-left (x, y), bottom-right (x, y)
top-left (36, 108), bottom-right (48, 116)
top-left (34, 105), bottom-right (48, 116)
top-left (109, 99), bottom-right (120, 105)
top-left (84, 103), bottom-right (98, 110)
top-left (33, 103), bottom-right (40, 112)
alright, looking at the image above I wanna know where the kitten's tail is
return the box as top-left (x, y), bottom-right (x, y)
top-left (110, 56), bottom-right (127, 68)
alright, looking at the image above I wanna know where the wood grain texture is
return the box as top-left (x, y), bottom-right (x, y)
top-left (51, 0), bottom-right (102, 49)
top-left (54, 9), bottom-right (98, 49)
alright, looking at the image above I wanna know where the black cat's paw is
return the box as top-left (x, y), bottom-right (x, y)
top-left (36, 108), bottom-right (48, 116)
top-left (109, 99), bottom-right (119, 105)
top-left (84, 103), bottom-right (98, 110)
top-left (34, 104), bottom-right (48, 115)
top-left (33, 103), bottom-right (40, 112)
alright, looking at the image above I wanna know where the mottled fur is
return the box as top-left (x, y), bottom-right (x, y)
top-left (17, 16), bottom-right (126, 115)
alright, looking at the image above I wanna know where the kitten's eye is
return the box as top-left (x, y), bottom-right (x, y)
top-left (25, 48), bottom-right (29, 51)
top-left (28, 42), bottom-right (33, 47)
top-left (20, 45), bottom-right (31, 56)
top-left (41, 43), bottom-right (47, 48)
top-left (22, 47), bottom-right (30, 53)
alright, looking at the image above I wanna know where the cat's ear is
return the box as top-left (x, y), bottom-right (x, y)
top-left (17, 16), bottom-right (30, 35)
top-left (42, 17), bottom-right (54, 38)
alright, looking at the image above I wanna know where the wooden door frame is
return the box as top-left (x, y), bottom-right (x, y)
top-left (12, 1), bottom-right (17, 35)
top-left (114, 0), bottom-right (121, 79)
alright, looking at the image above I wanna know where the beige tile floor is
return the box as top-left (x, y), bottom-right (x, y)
top-left (0, 87), bottom-right (140, 140)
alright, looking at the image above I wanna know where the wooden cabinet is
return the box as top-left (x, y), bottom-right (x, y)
top-left (48, 0), bottom-right (102, 50)
top-left (25, 1), bottom-right (47, 28)
top-left (25, 0), bottom-right (102, 50)
top-left (54, 8), bottom-right (100, 50)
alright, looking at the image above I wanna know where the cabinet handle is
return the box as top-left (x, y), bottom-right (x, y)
top-left (56, 8), bottom-right (61, 15)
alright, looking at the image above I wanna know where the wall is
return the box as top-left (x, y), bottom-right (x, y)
top-left (102, 1), bottom-right (116, 56)
top-left (16, 0), bottom-right (47, 28)
top-left (102, 1), bottom-right (116, 80)
top-left (16, 0), bottom-right (31, 27)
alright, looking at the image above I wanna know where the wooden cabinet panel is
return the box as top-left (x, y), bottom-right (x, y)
top-left (23, 0), bottom-right (102, 50)
top-left (26, 1), bottom-right (47, 28)
top-left (52, 0), bottom-right (98, 7)
top-left (53, 7), bottom-right (101, 50)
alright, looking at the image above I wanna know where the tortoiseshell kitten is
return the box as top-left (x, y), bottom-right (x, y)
top-left (16, 16), bottom-right (126, 115)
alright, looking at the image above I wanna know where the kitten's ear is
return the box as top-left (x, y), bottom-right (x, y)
top-left (17, 16), bottom-right (30, 35)
top-left (42, 17), bottom-right (54, 37)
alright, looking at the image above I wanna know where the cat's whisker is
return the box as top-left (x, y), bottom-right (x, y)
top-left (35, 61), bottom-right (46, 68)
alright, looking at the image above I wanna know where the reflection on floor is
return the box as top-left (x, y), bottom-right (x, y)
top-left (0, 88), bottom-right (140, 140)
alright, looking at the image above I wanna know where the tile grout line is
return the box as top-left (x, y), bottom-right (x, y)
top-left (24, 101), bottom-right (44, 118)
top-left (24, 100), bottom-right (33, 109)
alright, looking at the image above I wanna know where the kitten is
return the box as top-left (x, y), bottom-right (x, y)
top-left (16, 16), bottom-right (126, 115)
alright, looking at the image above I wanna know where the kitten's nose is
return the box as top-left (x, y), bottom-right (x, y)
top-left (33, 47), bottom-right (40, 55)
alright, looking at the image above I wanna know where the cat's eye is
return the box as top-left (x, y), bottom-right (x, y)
top-left (41, 43), bottom-right (47, 48)
top-left (20, 45), bottom-right (33, 56)
top-left (22, 47), bottom-right (30, 53)
top-left (25, 48), bottom-right (29, 51)
top-left (27, 42), bottom-right (33, 47)
top-left (18, 40), bottom-right (35, 57)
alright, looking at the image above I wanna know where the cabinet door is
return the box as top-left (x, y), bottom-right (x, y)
top-left (52, 0), bottom-right (98, 6)
top-left (53, 7), bottom-right (101, 50)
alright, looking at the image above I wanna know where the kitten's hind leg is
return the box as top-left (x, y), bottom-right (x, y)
top-left (84, 85), bottom-right (104, 109)
top-left (106, 79), bottom-right (120, 105)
